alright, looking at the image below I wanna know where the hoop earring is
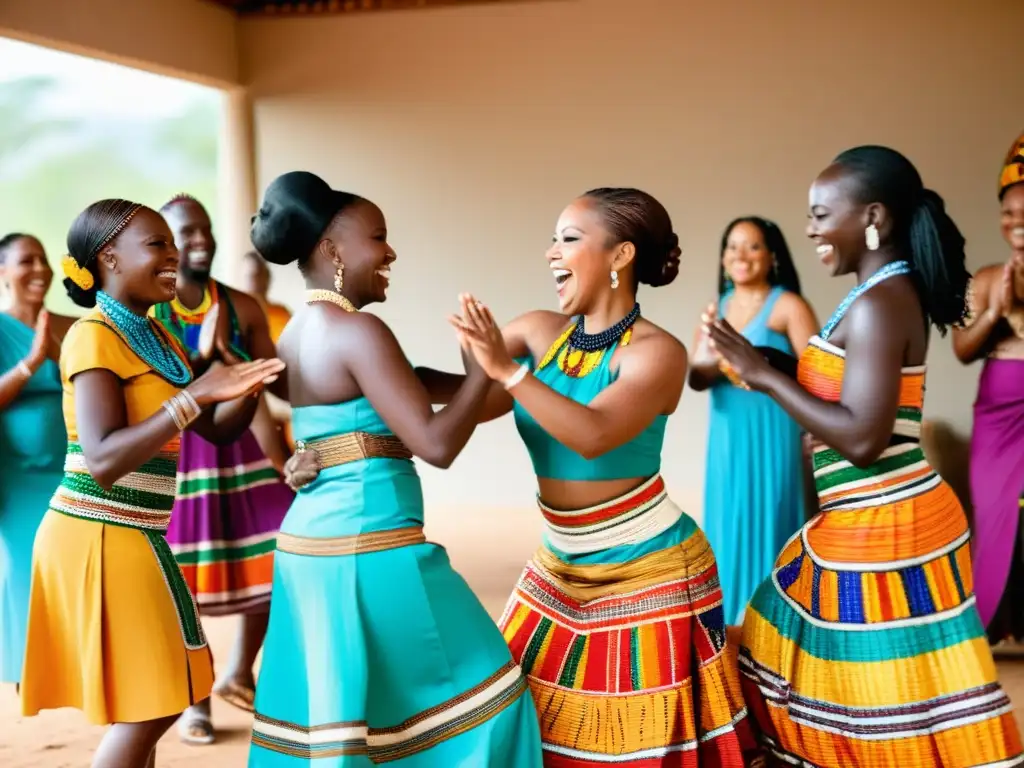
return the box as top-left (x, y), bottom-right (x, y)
top-left (610, 270), bottom-right (619, 290)
top-left (865, 224), bottom-right (880, 251)
top-left (334, 262), bottom-right (345, 293)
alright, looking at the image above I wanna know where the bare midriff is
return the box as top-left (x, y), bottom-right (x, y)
top-left (536, 475), bottom-right (650, 512)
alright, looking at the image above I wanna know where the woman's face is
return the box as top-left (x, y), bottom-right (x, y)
top-left (0, 236), bottom-right (51, 306)
top-left (1000, 183), bottom-right (1024, 268)
top-left (546, 197), bottom-right (624, 315)
top-left (722, 221), bottom-right (772, 288)
top-left (806, 165), bottom-right (872, 277)
top-left (323, 200), bottom-right (396, 307)
top-left (100, 208), bottom-right (180, 309)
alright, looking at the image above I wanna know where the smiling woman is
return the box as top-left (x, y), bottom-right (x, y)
top-left (18, 200), bottom-right (285, 768)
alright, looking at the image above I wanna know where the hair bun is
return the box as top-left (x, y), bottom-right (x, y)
top-left (639, 232), bottom-right (681, 288)
top-left (250, 200), bottom-right (301, 266)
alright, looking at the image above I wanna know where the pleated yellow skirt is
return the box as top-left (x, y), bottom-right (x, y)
top-left (21, 511), bottom-right (213, 725)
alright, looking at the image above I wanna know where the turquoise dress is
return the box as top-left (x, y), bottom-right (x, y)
top-left (703, 286), bottom-right (805, 625)
top-left (0, 314), bottom-right (65, 683)
top-left (249, 397), bottom-right (542, 766)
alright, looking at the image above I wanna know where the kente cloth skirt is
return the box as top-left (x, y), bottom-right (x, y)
top-left (166, 428), bottom-right (293, 615)
top-left (499, 476), bottom-right (754, 767)
top-left (739, 459), bottom-right (1024, 767)
top-left (21, 449), bottom-right (212, 724)
top-left (249, 526), bottom-right (543, 766)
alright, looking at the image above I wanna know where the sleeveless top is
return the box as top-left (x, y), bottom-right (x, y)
top-left (717, 285), bottom-right (792, 354)
top-left (513, 322), bottom-right (666, 481)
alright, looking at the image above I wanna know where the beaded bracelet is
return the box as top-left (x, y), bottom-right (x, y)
top-left (718, 359), bottom-right (751, 391)
top-left (162, 390), bottom-right (202, 431)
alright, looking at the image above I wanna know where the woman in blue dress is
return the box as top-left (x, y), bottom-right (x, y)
top-left (0, 233), bottom-right (75, 687)
top-left (688, 217), bottom-right (818, 626)
top-left (247, 171), bottom-right (542, 767)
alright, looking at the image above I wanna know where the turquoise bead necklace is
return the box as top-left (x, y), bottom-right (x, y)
top-left (96, 291), bottom-right (192, 386)
top-left (820, 260), bottom-right (912, 341)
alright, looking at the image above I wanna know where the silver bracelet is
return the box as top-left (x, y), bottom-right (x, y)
top-left (162, 390), bottom-right (203, 431)
top-left (502, 362), bottom-right (530, 391)
top-left (16, 360), bottom-right (33, 379)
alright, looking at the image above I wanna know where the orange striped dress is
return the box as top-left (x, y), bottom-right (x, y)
top-left (738, 335), bottom-right (1023, 767)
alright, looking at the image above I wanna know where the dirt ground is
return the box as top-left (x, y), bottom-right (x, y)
top-left (3, 509), bottom-right (1024, 766)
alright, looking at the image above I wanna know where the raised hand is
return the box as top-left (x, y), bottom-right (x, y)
top-left (989, 262), bottom-right (1015, 319)
top-left (448, 294), bottom-right (518, 382)
top-left (188, 358), bottom-right (286, 407)
top-left (196, 303), bottom-right (221, 362)
top-left (704, 318), bottom-right (773, 392)
top-left (25, 309), bottom-right (51, 370)
top-left (693, 301), bottom-right (720, 364)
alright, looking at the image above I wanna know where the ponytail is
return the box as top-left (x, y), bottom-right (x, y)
top-left (907, 189), bottom-right (970, 335)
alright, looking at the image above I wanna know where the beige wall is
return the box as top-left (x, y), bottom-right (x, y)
top-left (241, 0), bottom-right (1022, 524)
top-left (0, 0), bottom-right (239, 86)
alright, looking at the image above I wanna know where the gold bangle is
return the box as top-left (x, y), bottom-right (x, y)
top-left (162, 391), bottom-right (202, 430)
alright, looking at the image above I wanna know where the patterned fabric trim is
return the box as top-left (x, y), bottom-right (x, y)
top-left (296, 431), bottom-right (412, 470)
top-left (250, 661), bottom-right (527, 762)
top-left (276, 526), bottom-right (427, 557)
top-left (539, 474), bottom-right (683, 554)
top-left (52, 442), bottom-right (178, 531)
top-left (175, 459), bottom-right (282, 500)
top-left (142, 529), bottom-right (207, 650)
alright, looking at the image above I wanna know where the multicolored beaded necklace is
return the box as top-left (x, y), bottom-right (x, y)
top-left (820, 260), bottom-right (912, 341)
top-left (152, 280), bottom-right (250, 362)
top-left (96, 291), bottom-right (192, 386)
top-left (538, 302), bottom-right (641, 378)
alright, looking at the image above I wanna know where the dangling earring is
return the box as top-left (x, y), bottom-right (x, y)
top-left (865, 224), bottom-right (880, 251)
top-left (334, 262), bottom-right (345, 293)
top-left (610, 270), bottom-right (619, 290)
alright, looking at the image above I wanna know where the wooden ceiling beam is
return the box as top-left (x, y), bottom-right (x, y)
top-left (205, 0), bottom-right (524, 16)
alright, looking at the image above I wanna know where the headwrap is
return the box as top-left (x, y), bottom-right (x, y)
top-left (999, 130), bottom-right (1024, 198)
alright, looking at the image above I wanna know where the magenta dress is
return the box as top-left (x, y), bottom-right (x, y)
top-left (970, 357), bottom-right (1024, 638)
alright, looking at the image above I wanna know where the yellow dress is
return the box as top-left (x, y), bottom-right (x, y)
top-left (20, 310), bottom-right (213, 725)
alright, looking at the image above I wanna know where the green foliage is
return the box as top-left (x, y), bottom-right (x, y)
top-left (0, 75), bottom-right (219, 315)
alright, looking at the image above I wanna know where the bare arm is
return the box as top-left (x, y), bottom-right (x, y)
top-left (74, 370), bottom-right (185, 490)
top-left (952, 269), bottom-right (1000, 364)
top-left (780, 293), bottom-right (819, 356)
top-left (347, 313), bottom-right (493, 468)
top-left (710, 292), bottom-right (905, 468)
top-left (687, 322), bottom-right (722, 392)
top-left (248, 395), bottom-right (290, 473)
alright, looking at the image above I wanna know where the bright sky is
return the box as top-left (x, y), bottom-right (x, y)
top-left (0, 36), bottom-right (215, 118)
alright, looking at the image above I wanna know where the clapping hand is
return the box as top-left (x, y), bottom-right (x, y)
top-left (188, 358), bottom-right (286, 407)
top-left (703, 317), bottom-right (774, 392)
top-left (448, 294), bottom-right (518, 382)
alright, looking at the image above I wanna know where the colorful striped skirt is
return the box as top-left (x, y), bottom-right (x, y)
top-left (739, 443), bottom-right (1024, 767)
top-left (499, 476), bottom-right (754, 766)
top-left (166, 428), bottom-right (293, 615)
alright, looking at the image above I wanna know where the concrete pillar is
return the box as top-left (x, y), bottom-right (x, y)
top-left (216, 86), bottom-right (257, 285)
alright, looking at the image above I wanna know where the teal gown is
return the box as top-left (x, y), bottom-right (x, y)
top-left (703, 286), bottom-right (806, 626)
top-left (0, 313), bottom-right (65, 683)
top-left (249, 397), bottom-right (542, 766)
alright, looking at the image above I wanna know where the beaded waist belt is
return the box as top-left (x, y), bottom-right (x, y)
top-left (49, 442), bottom-right (179, 532)
top-left (295, 431), bottom-right (412, 470)
top-left (276, 526), bottom-right (426, 557)
top-left (539, 475), bottom-right (682, 554)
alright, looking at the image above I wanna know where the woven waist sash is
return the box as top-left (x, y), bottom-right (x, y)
top-left (50, 442), bottom-right (179, 532)
top-left (539, 474), bottom-right (682, 554)
top-left (276, 526), bottom-right (426, 557)
top-left (296, 431), bottom-right (412, 469)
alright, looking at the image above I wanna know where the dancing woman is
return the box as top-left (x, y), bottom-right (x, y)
top-left (419, 188), bottom-right (754, 766)
top-left (247, 171), bottom-right (542, 766)
top-left (953, 130), bottom-right (1024, 643)
top-left (19, 200), bottom-right (284, 768)
top-left (689, 217), bottom-right (817, 625)
top-left (0, 233), bottom-right (74, 688)
top-left (708, 146), bottom-right (1024, 766)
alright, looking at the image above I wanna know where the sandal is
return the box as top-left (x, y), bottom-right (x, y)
top-left (213, 679), bottom-right (256, 713)
top-left (178, 709), bottom-right (216, 746)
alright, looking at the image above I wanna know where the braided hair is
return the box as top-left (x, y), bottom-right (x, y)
top-left (64, 199), bottom-right (143, 308)
top-left (832, 146), bottom-right (970, 335)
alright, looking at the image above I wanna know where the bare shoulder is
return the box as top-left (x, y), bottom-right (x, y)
top-left (628, 318), bottom-right (687, 364)
top-left (508, 309), bottom-right (567, 334)
top-left (970, 263), bottom-right (1003, 289)
top-left (775, 290), bottom-right (813, 315)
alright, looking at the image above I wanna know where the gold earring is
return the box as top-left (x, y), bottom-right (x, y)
top-left (334, 262), bottom-right (345, 293)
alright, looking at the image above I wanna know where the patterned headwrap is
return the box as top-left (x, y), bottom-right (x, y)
top-left (999, 130), bottom-right (1024, 198)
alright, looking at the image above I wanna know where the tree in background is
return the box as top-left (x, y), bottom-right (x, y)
top-left (0, 75), bottom-right (220, 315)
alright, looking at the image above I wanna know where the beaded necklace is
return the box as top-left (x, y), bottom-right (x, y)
top-left (568, 302), bottom-right (641, 351)
top-left (96, 291), bottom-right (192, 385)
top-left (820, 260), bottom-right (912, 341)
top-left (306, 289), bottom-right (357, 313)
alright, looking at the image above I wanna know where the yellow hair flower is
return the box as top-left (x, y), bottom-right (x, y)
top-left (61, 254), bottom-right (94, 291)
